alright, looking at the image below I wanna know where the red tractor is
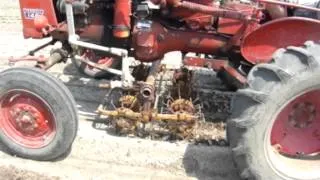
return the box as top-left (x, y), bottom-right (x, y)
top-left (0, 0), bottom-right (319, 179)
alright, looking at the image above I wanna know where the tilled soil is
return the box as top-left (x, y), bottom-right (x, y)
top-left (0, 165), bottom-right (59, 180)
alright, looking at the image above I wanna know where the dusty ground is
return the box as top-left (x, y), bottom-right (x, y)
top-left (0, 1), bottom-right (240, 179)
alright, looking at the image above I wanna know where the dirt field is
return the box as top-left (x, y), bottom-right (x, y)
top-left (0, 1), bottom-right (240, 179)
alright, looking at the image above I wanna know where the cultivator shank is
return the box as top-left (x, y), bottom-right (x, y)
top-left (96, 65), bottom-right (227, 143)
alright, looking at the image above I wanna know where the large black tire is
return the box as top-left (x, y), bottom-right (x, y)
top-left (0, 67), bottom-right (78, 161)
top-left (228, 41), bottom-right (320, 180)
top-left (71, 49), bottom-right (122, 79)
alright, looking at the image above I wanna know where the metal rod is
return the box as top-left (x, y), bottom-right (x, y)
top-left (29, 40), bottom-right (56, 56)
top-left (177, 1), bottom-right (249, 20)
top-left (65, 3), bottom-right (128, 57)
top-left (97, 106), bottom-right (198, 122)
top-left (74, 55), bottom-right (122, 75)
top-left (65, 2), bottom-right (134, 84)
top-left (258, 0), bottom-right (320, 12)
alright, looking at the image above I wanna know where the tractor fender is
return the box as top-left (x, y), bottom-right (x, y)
top-left (241, 17), bottom-right (320, 64)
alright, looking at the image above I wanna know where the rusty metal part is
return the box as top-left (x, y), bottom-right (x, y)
top-left (141, 83), bottom-right (155, 100)
top-left (132, 22), bottom-right (228, 62)
top-left (183, 57), bottom-right (227, 69)
top-left (152, 0), bottom-right (254, 20)
top-left (177, 1), bottom-right (252, 20)
top-left (139, 61), bottom-right (161, 111)
top-left (8, 55), bottom-right (48, 64)
top-left (98, 106), bottom-right (198, 122)
top-left (98, 88), bottom-right (227, 142)
top-left (172, 68), bottom-right (193, 99)
top-left (74, 54), bottom-right (122, 75)
top-left (222, 66), bottom-right (247, 85)
top-left (167, 0), bottom-right (217, 31)
top-left (98, 67), bottom-right (227, 143)
top-left (9, 48), bottom-right (67, 70)
top-left (40, 53), bottom-right (63, 70)
top-left (39, 49), bottom-right (68, 70)
top-left (12, 108), bottom-right (39, 133)
top-left (183, 57), bottom-right (247, 85)
top-left (168, 99), bottom-right (195, 114)
top-left (104, 110), bottom-right (226, 143)
top-left (119, 95), bottom-right (140, 111)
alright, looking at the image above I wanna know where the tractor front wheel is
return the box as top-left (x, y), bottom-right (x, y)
top-left (228, 41), bottom-right (320, 180)
top-left (0, 67), bottom-right (78, 161)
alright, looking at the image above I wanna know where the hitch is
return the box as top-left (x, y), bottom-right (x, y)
top-left (9, 48), bottom-right (68, 70)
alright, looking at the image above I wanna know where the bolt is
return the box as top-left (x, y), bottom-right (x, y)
top-left (33, 123), bottom-right (38, 128)
top-left (297, 122), bottom-right (307, 128)
top-left (289, 118), bottom-right (297, 127)
top-left (273, 144), bottom-right (282, 152)
top-left (296, 152), bottom-right (305, 157)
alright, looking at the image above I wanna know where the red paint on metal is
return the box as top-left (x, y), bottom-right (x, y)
top-left (8, 55), bottom-right (48, 63)
top-left (223, 66), bottom-right (247, 84)
top-left (132, 22), bottom-right (228, 62)
top-left (19, 0), bottom-right (58, 39)
top-left (168, 0), bottom-right (217, 31)
top-left (113, 0), bottom-right (132, 38)
top-left (183, 57), bottom-right (247, 84)
top-left (183, 57), bottom-right (227, 70)
top-left (81, 49), bottom-right (114, 69)
top-left (271, 90), bottom-right (320, 156)
top-left (241, 17), bottom-right (320, 64)
top-left (177, 1), bottom-right (249, 20)
top-left (218, 3), bottom-right (256, 35)
top-left (34, 15), bottom-right (49, 30)
top-left (218, 18), bottom-right (244, 35)
top-left (0, 90), bottom-right (56, 149)
top-left (78, 15), bottom-right (105, 42)
top-left (50, 17), bottom-right (105, 42)
top-left (152, 0), bottom-right (251, 20)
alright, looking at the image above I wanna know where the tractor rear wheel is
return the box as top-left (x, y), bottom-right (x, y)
top-left (0, 67), bottom-right (78, 161)
top-left (228, 41), bottom-right (320, 180)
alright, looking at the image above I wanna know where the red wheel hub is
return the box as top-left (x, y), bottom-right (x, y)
top-left (271, 90), bottom-right (320, 156)
top-left (0, 90), bottom-right (56, 149)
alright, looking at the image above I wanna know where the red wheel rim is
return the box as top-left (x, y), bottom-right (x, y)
top-left (271, 90), bottom-right (320, 156)
top-left (266, 89), bottom-right (320, 179)
top-left (0, 90), bottom-right (56, 149)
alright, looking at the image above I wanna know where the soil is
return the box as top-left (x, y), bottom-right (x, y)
top-left (0, 166), bottom-right (59, 180)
